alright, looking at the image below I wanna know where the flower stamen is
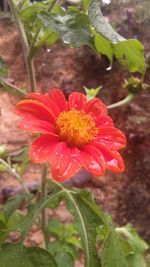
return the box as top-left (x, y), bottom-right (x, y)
top-left (56, 109), bottom-right (98, 147)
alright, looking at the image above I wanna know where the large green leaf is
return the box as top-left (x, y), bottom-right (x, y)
top-left (117, 224), bottom-right (149, 267)
top-left (50, 181), bottom-right (109, 267)
top-left (89, 0), bottom-right (124, 43)
top-left (66, 190), bottom-right (102, 267)
top-left (38, 10), bottom-right (92, 47)
top-left (113, 39), bottom-right (146, 75)
top-left (0, 243), bottom-right (57, 267)
top-left (101, 228), bottom-right (128, 267)
top-left (89, 0), bottom-right (146, 75)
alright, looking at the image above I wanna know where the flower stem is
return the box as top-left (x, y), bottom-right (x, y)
top-left (107, 93), bottom-right (135, 109)
top-left (7, 0), bottom-right (36, 92)
top-left (28, 0), bottom-right (58, 56)
top-left (41, 164), bottom-right (49, 249)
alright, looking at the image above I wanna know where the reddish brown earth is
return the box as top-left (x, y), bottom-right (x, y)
top-left (0, 6), bottom-right (150, 261)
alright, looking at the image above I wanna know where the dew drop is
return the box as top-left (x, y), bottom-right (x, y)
top-left (106, 65), bottom-right (112, 71)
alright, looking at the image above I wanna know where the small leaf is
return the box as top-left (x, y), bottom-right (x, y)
top-left (114, 40), bottom-right (146, 75)
top-left (38, 10), bottom-right (92, 47)
top-left (84, 85), bottom-right (102, 100)
top-left (0, 244), bottom-right (57, 267)
top-left (94, 33), bottom-right (113, 63)
top-left (0, 57), bottom-right (7, 76)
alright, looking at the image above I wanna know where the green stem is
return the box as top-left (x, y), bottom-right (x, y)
top-left (28, 0), bottom-right (58, 57)
top-left (0, 77), bottom-right (25, 96)
top-left (41, 164), bottom-right (49, 249)
top-left (107, 93), bottom-right (135, 109)
top-left (0, 158), bottom-right (29, 194)
top-left (7, 0), bottom-right (36, 92)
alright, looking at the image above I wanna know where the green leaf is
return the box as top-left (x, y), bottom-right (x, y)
top-left (38, 10), bottom-right (92, 47)
top-left (4, 194), bottom-right (25, 221)
top-left (83, 0), bottom-right (91, 10)
top-left (0, 57), bottom-right (7, 76)
top-left (94, 33), bottom-right (113, 63)
top-left (114, 39), bottom-right (146, 75)
top-left (64, 189), bottom-right (107, 267)
top-left (48, 181), bottom-right (109, 267)
top-left (20, 3), bottom-right (47, 23)
top-left (0, 243), bottom-right (57, 267)
top-left (117, 224), bottom-right (149, 267)
top-left (17, 190), bottom-right (64, 238)
top-left (48, 220), bottom-right (64, 237)
top-left (89, 0), bottom-right (146, 75)
top-left (101, 228), bottom-right (128, 267)
top-left (56, 252), bottom-right (74, 267)
top-left (89, 0), bottom-right (124, 43)
top-left (84, 85), bottom-right (102, 100)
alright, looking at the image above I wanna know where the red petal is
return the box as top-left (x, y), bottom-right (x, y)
top-left (48, 88), bottom-right (68, 112)
top-left (79, 144), bottom-right (105, 176)
top-left (68, 92), bottom-right (86, 110)
top-left (30, 134), bottom-right (59, 163)
top-left (95, 115), bottom-right (114, 127)
top-left (19, 119), bottom-right (56, 134)
top-left (16, 100), bottom-right (56, 124)
top-left (84, 98), bottom-right (107, 118)
top-left (26, 92), bottom-right (61, 118)
top-left (50, 143), bottom-right (81, 182)
top-left (93, 142), bottom-right (125, 172)
top-left (96, 127), bottom-right (126, 150)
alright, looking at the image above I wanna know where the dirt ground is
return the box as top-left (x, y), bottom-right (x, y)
top-left (0, 3), bottom-right (150, 259)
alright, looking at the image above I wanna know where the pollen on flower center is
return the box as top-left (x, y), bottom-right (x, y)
top-left (56, 109), bottom-right (98, 147)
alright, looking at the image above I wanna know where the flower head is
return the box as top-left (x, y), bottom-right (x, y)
top-left (16, 89), bottom-right (126, 182)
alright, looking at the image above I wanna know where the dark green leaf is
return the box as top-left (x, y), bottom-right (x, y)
top-left (89, 0), bottom-right (124, 43)
top-left (101, 228), bottom-right (127, 267)
top-left (0, 243), bottom-right (57, 267)
top-left (113, 39), bottom-right (146, 75)
top-left (38, 10), bottom-right (92, 47)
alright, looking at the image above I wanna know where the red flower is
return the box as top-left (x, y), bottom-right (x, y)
top-left (16, 89), bottom-right (126, 182)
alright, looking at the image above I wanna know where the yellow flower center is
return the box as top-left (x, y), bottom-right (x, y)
top-left (56, 109), bottom-right (98, 147)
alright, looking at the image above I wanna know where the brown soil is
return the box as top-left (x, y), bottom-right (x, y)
top-left (0, 6), bottom-right (150, 258)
